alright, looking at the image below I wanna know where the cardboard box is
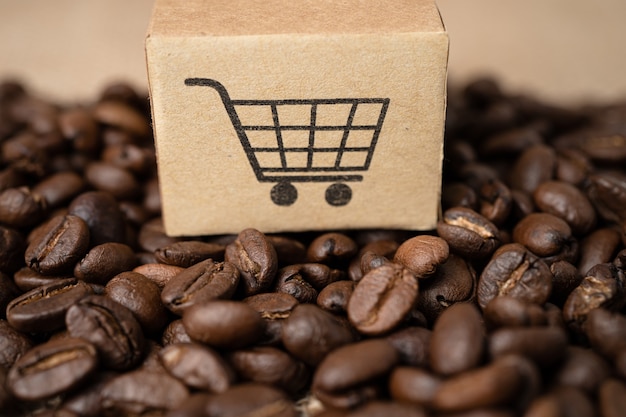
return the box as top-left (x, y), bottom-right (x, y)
top-left (146, 0), bottom-right (448, 236)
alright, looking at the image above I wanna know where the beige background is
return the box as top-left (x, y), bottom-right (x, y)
top-left (1, 0), bottom-right (625, 104)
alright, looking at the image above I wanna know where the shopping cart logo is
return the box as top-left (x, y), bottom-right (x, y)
top-left (185, 78), bottom-right (389, 207)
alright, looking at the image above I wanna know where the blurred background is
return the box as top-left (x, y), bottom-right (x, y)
top-left (1, 0), bottom-right (625, 105)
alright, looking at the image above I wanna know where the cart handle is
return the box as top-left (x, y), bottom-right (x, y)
top-left (184, 78), bottom-right (233, 106)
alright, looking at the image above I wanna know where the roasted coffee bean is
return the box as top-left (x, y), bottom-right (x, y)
top-left (164, 393), bottom-right (212, 417)
top-left (94, 99), bottom-right (151, 138)
top-left (32, 171), bottom-right (85, 209)
top-left (159, 342), bottom-right (235, 393)
top-left (306, 232), bottom-right (358, 267)
top-left (483, 296), bottom-right (546, 329)
top-left (282, 304), bottom-right (355, 366)
top-left (393, 235), bottom-right (449, 277)
top-left (0, 272), bottom-right (20, 316)
top-left (102, 143), bottom-right (155, 175)
top-left (58, 107), bottom-right (100, 154)
top-left (225, 228), bottom-right (278, 297)
top-left (554, 346), bottom-right (611, 393)
top-left (583, 307), bottom-right (626, 360)
top-left (183, 300), bottom-right (265, 349)
top-left (509, 144), bottom-right (556, 194)
top-left (6, 278), bottom-right (93, 333)
top-left (313, 339), bottom-right (398, 408)
top-left (524, 386), bottom-right (594, 417)
top-left (563, 263), bottom-right (626, 326)
top-left (488, 326), bottom-right (568, 367)
top-left (244, 292), bottom-right (298, 345)
top-left (25, 214), bottom-right (90, 275)
top-left (555, 148), bottom-right (592, 186)
top-left (85, 162), bottom-right (141, 201)
top-left (513, 212), bottom-right (576, 260)
top-left (357, 251), bottom-right (393, 280)
top-left (437, 207), bottom-right (501, 260)
top-left (417, 254), bottom-right (476, 324)
top-left (479, 179), bottom-right (513, 226)
top-left (7, 337), bottom-right (98, 401)
top-left (533, 180), bottom-right (596, 235)
top-left (431, 355), bottom-right (526, 413)
top-left (348, 263), bottom-right (418, 336)
top-left (0, 225), bottom-right (25, 273)
top-left (100, 368), bottom-right (189, 415)
top-left (275, 266), bottom-right (318, 304)
top-left (317, 280), bottom-right (355, 314)
top-left (12, 266), bottom-right (71, 291)
top-left (585, 172), bottom-right (626, 223)
top-left (0, 319), bottom-right (32, 369)
top-left (74, 242), bottom-right (137, 285)
top-left (386, 326), bottom-right (431, 367)
top-left (442, 182), bottom-right (479, 211)
top-left (105, 271), bottom-right (168, 336)
top-left (348, 239), bottom-right (399, 282)
top-left (577, 227), bottom-right (621, 275)
top-left (161, 259), bottom-right (240, 315)
top-left (266, 234), bottom-right (307, 266)
top-left (388, 367), bottom-right (441, 408)
top-left (66, 294), bottom-right (145, 370)
top-left (430, 302), bottom-right (485, 375)
top-left (0, 187), bottom-right (47, 228)
top-left (162, 319), bottom-right (192, 346)
top-left (61, 371), bottom-right (117, 417)
top-left (203, 383), bottom-right (296, 417)
top-left (481, 126), bottom-right (543, 157)
top-left (598, 378), bottom-right (626, 417)
top-left (227, 346), bottom-right (309, 395)
top-left (68, 191), bottom-right (126, 246)
top-left (477, 243), bottom-right (553, 309)
top-left (137, 217), bottom-right (183, 253)
top-left (133, 262), bottom-right (184, 289)
top-left (155, 240), bottom-right (225, 267)
top-left (549, 260), bottom-right (583, 306)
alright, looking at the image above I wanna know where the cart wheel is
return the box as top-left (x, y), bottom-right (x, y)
top-left (271, 181), bottom-right (297, 206)
top-left (325, 183), bottom-right (352, 206)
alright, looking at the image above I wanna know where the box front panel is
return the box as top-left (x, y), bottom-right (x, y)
top-left (148, 32), bottom-right (448, 235)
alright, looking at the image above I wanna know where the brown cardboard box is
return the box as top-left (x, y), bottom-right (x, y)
top-left (146, 0), bottom-right (448, 236)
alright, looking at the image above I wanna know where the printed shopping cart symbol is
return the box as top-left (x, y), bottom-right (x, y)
top-left (185, 78), bottom-right (389, 206)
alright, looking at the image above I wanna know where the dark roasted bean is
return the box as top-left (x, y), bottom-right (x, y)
top-left (533, 180), bottom-right (596, 235)
top-left (137, 217), bottom-right (183, 253)
top-left (74, 242), bottom-right (137, 285)
top-left (0, 225), bottom-right (25, 273)
top-left (69, 191), bottom-right (126, 246)
top-left (437, 207), bottom-right (500, 259)
top-left (32, 171), bottom-right (85, 209)
top-left (275, 265), bottom-right (318, 304)
top-left (388, 367), bottom-right (441, 408)
top-left (133, 262), bottom-right (184, 289)
top-left (554, 346), bottom-right (611, 393)
top-left (509, 144), bottom-right (556, 194)
top-left (488, 326), bottom-right (568, 367)
top-left (225, 228), bottom-right (278, 297)
top-left (348, 263), bottom-right (418, 336)
top-left (479, 179), bottom-right (513, 226)
top-left (513, 212), bottom-right (576, 260)
top-left (577, 227), bottom-right (621, 275)
top-left (12, 266), bottom-right (70, 291)
top-left (0, 187), bottom-right (47, 228)
top-left (203, 383), bottom-right (296, 417)
top-left (549, 260), bottom-right (583, 306)
top-left (583, 307), bottom-right (626, 360)
top-left (61, 371), bottom-right (117, 417)
top-left (386, 326), bottom-right (431, 367)
top-left (0, 319), bottom-right (32, 369)
top-left (66, 294), bottom-right (145, 370)
top-left (161, 259), bottom-right (240, 315)
top-left (599, 378), bottom-right (626, 417)
top-left (317, 280), bottom-right (355, 314)
top-left (307, 232), bottom-right (358, 267)
top-left (155, 240), bottom-right (225, 267)
top-left (6, 278), bottom-right (93, 333)
top-left (393, 235), bottom-right (449, 277)
top-left (483, 296), bottom-right (546, 329)
top-left (585, 172), bottom-right (626, 223)
top-left (25, 214), bottom-right (90, 275)
top-left (267, 234), bottom-right (307, 265)
top-left (7, 337), bottom-right (98, 401)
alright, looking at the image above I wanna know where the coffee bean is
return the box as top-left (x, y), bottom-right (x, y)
top-left (74, 242), bottom-right (137, 285)
top-left (93, 100), bottom-right (151, 138)
top-left (203, 383), bottom-right (296, 417)
top-left (307, 232), bottom-right (358, 267)
top-left (554, 346), bottom-right (611, 393)
top-left (266, 234), bottom-right (307, 266)
top-left (105, 271), bottom-right (168, 336)
top-left (549, 260), bottom-right (583, 306)
top-left (162, 319), bottom-right (192, 346)
top-left (275, 265), bottom-right (319, 303)
top-left (313, 339), bottom-right (398, 408)
top-left (577, 227), bottom-right (621, 275)
top-left (6, 278), bottom-right (93, 333)
top-left (7, 337), bottom-right (98, 401)
top-left (25, 214), bottom-right (90, 275)
top-left (442, 182), bottom-right (479, 211)
top-left (483, 296), bottom-right (546, 329)
top-left (563, 263), bottom-right (626, 327)
top-left (417, 254), bottom-right (476, 324)
top-left (0, 319), bottom-right (32, 369)
top-left (555, 148), bottom-right (592, 186)
top-left (0, 187), bottom-right (47, 228)
top-left (317, 280), bottom-right (355, 314)
top-left (244, 292), bottom-right (299, 346)
top-left (155, 240), bottom-right (225, 267)
top-left (348, 263), bottom-right (418, 336)
top-left (509, 144), bottom-right (556, 194)
top-left (225, 228), bottom-right (278, 296)
top-left (68, 191), bottom-right (126, 246)
top-left (585, 172), bottom-right (626, 223)
top-left (102, 143), bottom-right (155, 175)
top-left (347, 401), bottom-right (427, 417)
top-left (137, 217), bottom-right (183, 253)
top-left (394, 235), bottom-right (449, 277)
top-left (133, 262), bottom-right (184, 289)
top-left (100, 368), bottom-right (189, 415)
top-left (12, 266), bottom-right (71, 291)
top-left (282, 304), bottom-right (355, 366)
top-left (348, 239), bottom-right (399, 282)
top-left (533, 180), bottom-right (596, 235)
top-left (227, 346), bottom-right (309, 395)
top-left (66, 294), bottom-right (145, 370)
top-left (183, 300), bottom-right (265, 349)
top-left (386, 326), bottom-right (431, 367)
top-left (0, 225), bottom-right (25, 273)
top-left (479, 179), bottom-right (513, 226)
top-left (477, 243), bottom-right (553, 309)
top-left (60, 371), bottom-right (117, 417)
top-left (58, 108), bottom-right (100, 154)
top-left (159, 342), bottom-right (235, 393)
top-left (388, 367), bottom-right (441, 407)
top-left (32, 171), bottom-right (85, 209)
top-left (161, 259), bottom-right (240, 315)
top-left (524, 386), bottom-right (594, 417)
top-left (513, 212), bottom-right (576, 260)
top-left (583, 307), bottom-right (626, 360)
top-left (488, 326), bottom-right (568, 367)
top-left (598, 378), bottom-right (626, 417)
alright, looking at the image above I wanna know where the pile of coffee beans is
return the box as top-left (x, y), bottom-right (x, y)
top-left (0, 77), bottom-right (625, 417)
